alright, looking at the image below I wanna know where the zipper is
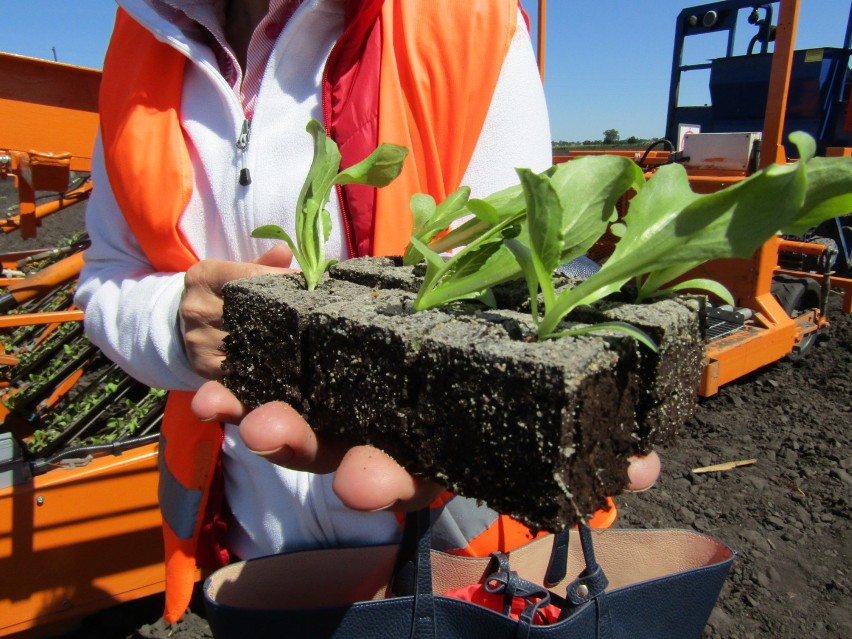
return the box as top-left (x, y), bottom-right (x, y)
top-left (236, 116), bottom-right (253, 186)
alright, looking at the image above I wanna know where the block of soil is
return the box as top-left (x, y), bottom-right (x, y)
top-left (222, 257), bottom-right (702, 529)
top-left (569, 294), bottom-right (705, 451)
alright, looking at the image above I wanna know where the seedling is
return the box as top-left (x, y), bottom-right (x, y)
top-left (252, 120), bottom-right (408, 290)
top-left (252, 124), bottom-right (851, 348)
top-left (409, 131), bottom-right (852, 343)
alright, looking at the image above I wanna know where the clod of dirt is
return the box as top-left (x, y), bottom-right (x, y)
top-left (222, 256), bottom-right (703, 529)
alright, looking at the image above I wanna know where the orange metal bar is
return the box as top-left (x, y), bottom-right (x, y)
top-left (537, 0), bottom-right (547, 81)
top-left (0, 311), bottom-right (84, 329)
top-left (35, 367), bottom-right (86, 413)
top-left (761, 0), bottom-right (800, 167)
top-left (4, 252), bottom-right (84, 307)
top-left (0, 53), bottom-right (98, 240)
top-left (701, 310), bottom-right (817, 396)
top-left (0, 181), bottom-right (92, 235)
top-left (0, 444), bottom-right (167, 637)
top-left (825, 147), bottom-right (852, 157)
top-left (777, 238), bottom-right (837, 256)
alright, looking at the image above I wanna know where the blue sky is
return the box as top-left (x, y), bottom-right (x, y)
top-left (2, 1), bottom-right (849, 141)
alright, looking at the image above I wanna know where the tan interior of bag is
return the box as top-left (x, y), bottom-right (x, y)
top-left (204, 529), bottom-right (734, 611)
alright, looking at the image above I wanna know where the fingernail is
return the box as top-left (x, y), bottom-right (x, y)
top-left (365, 500), bottom-right (400, 513)
top-left (246, 445), bottom-right (294, 463)
top-left (624, 483), bottom-right (656, 494)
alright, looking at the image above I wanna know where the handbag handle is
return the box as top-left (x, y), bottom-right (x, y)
top-left (392, 510), bottom-right (609, 638)
top-left (392, 510), bottom-right (571, 597)
top-left (411, 507), bottom-right (437, 639)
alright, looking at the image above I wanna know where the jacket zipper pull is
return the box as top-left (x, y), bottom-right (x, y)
top-left (236, 116), bottom-right (253, 186)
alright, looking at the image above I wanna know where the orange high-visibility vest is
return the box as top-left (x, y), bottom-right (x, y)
top-left (98, 0), bottom-right (615, 623)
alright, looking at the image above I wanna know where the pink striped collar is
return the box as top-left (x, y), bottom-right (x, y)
top-left (151, 0), bottom-right (303, 114)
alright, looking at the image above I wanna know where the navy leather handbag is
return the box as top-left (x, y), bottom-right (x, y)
top-left (204, 509), bottom-right (734, 638)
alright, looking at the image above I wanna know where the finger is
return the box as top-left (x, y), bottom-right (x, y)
top-left (238, 402), bottom-right (346, 473)
top-left (191, 380), bottom-right (249, 423)
top-left (185, 257), bottom-right (294, 301)
top-left (625, 451), bottom-right (662, 493)
top-left (332, 446), bottom-right (445, 512)
top-left (252, 244), bottom-right (293, 269)
top-left (182, 326), bottom-right (228, 379)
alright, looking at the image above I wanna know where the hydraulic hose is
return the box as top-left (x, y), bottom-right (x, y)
top-left (28, 432), bottom-right (161, 476)
top-left (637, 139), bottom-right (674, 169)
top-left (15, 237), bottom-right (90, 269)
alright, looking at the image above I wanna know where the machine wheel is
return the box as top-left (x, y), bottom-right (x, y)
top-left (771, 274), bottom-right (821, 316)
top-left (770, 274), bottom-right (823, 362)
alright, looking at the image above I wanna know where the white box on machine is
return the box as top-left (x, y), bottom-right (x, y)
top-left (682, 132), bottom-right (762, 171)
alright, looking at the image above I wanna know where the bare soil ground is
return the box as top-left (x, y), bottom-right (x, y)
top-left (3, 184), bottom-right (849, 638)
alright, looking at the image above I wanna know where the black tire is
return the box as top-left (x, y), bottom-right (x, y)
top-left (771, 274), bottom-right (821, 317)
top-left (770, 274), bottom-right (823, 361)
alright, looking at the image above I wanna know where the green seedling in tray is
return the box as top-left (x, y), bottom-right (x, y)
top-left (252, 119), bottom-right (408, 290)
top-left (252, 123), bottom-right (852, 347)
top-left (410, 132), bottom-right (852, 344)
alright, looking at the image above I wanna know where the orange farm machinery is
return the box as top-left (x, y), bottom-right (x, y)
top-left (544, 0), bottom-right (852, 396)
top-left (1, 53), bottom-right (166, 637)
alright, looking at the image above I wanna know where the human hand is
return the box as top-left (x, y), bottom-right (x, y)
top-left (180, 245), bottom-right (293, 379)
top-left (192, 380), bottom-right (661, 510)
top-left (192, 380), bottom-right (445, 511)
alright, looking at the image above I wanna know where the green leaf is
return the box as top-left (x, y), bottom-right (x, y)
top-left (404, 187), bottom-right (473, 266)
top-left (789, 130), bottom-right (816, 163)
top-left (433, 186), bottom-right (473, 228)
top-left (780, 156), bottom-right (852, 236)
top-left (254, 120), bottom-right (406, 290)
top-left (417, 187), bottom-right (473, 242)
top-left (296, 120), bottom-right (342, 288)
top-left (334, 143), bottom-right (408, 187)
top-left (404, 194), bottom-right (438, 265)
top-left (505, 238), bottom-right (542, 322)
top-left (645, 278), bottom-right (734, 306)
top-left (547, 156), bottom-right (645, 265)
top-left (428, 184), bottom-right (524, 255)
top-left (536, 143), bottom-right (811, 337)
top-left (517, 168), bottom-right (564, 275)
top-left (410, 193), bottom-right (437, 233)
top-left (467, 199), bottom-right (500, 225)
top-left (547, 321), bottom-right (658, 351)
top-left (415, 245), bottom-right (520, 310)
top-left (585, 157), bottom-right (805, 299)
top-left (252, 224), bottom-right (297, 248)
top-left (408, 236), bottom-right (445, 272)
top-left (320, 208), bottom-right (333, 244)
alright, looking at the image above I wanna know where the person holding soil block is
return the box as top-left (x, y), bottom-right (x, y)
top-left (76, 0), bottom-right (660, 624)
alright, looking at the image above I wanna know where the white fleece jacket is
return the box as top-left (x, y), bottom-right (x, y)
top-left (76, 0), bottom-right (552, 558)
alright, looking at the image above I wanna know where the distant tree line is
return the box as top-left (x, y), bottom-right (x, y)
top-left (552, 129), bottom-right (657, 151)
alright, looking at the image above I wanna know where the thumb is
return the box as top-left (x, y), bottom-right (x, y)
top-left (253, 244), bottom-right (293, 269)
